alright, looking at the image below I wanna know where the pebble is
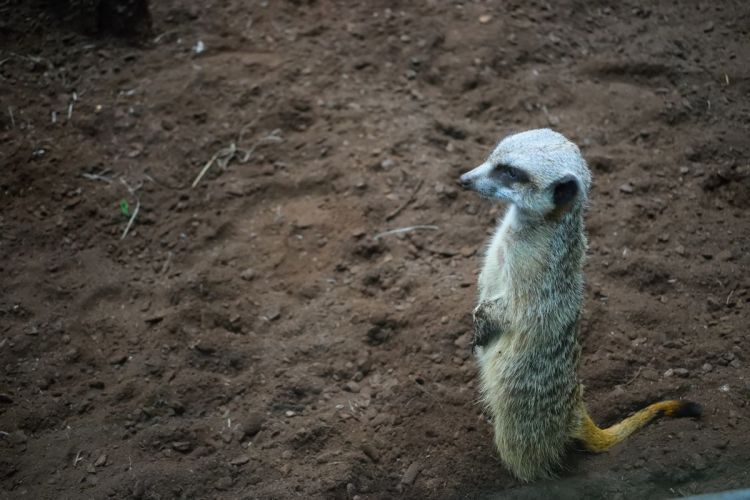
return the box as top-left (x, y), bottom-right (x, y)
top-left (702, 363), bottom-right (713, 373)
top-left (266, 308), bottom-right (281, 321)
top-left (344, 381), bottom-right (361, 393)
top-left (619, 183), bottom-right (634, 194)
top-left (401, 462), bottom-right (422, 486)
top-left (214, 477), bottom-right (233, 491)
top-left (478, 14), bottom-right (492, 23)
top-left (94, 453), bottom-right (107, 467)
top-left (240, 268), bottom-right (256, 281)
top-left (673, 368), bottom-right (690, 377)
top-left (380, 159), bottom-right (395, 170)
top-left (242, 412), bottom-right (265, 438)
top-left (361, 442), bottom-right (379, 463)
top-left (172, 441), bottom-right (193, 453)
top-left (108, 353), bottom-right (127, 365)
top-left (230, 455), bottom-right (250, 466)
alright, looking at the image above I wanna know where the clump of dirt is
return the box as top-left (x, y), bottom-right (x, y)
top-left (1, 1), bottom-right (749, 499)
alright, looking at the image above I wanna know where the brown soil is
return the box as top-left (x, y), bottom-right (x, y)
top-left (2, 1), bottom-right (750, 499)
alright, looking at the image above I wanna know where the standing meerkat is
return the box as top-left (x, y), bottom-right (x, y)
top-left (458, 129), bottom-right (701, 481)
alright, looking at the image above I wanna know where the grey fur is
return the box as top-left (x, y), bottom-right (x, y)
top-left (460, 129), bottom-right (591, 481)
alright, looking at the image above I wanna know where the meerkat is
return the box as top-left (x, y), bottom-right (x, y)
top-left (458, 129), bottom-right (701, 482)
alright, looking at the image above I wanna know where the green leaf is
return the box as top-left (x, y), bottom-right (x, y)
top-left (119, 199), bottom-right (130, 216)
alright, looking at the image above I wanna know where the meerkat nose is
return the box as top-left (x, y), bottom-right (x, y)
top-left (458, 173), bottom-right (473, 189)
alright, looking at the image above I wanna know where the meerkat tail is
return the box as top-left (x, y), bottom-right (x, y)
top-left (575, 400), bottom-right (702, 452)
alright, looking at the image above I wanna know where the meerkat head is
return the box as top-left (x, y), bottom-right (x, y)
top-left (458, 129), bottom-right (591, 217)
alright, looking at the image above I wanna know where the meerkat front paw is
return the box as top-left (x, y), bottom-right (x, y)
top-left (472, 300), bottom-right (503, 349)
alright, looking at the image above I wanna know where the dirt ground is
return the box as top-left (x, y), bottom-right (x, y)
top-left (2, 0), bottom-right (750, 498)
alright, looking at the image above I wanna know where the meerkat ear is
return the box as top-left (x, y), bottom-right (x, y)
top-left (551, 175), bottom-right (579, 208)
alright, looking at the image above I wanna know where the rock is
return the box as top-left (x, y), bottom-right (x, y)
top-left (131, 480), bottom-right (145, 499)
top-left (94, 453), bottom-right (107, 467)
top-left (730, 359), bottom-right (741, 369)
top-left (663, 368), bottom-right (674, 377)
top-left (380, 159), bottom-right (395, 170)
top-left (214, 477), bottom-right (233, 491)
top-left (265, 307), bottom-right (281, 321)
top-left (347, 483), bottom-right (356, 495)
top-left (230, 455), bottom-right (250, 466)
top-left (675, 244), bottom-right (686, 255)
top-left (108, 353), bottom-right (127, 365)
top-left (673, 368), bottom-right (690, 378)
top-left (702, 363), bottom-right (713, 373)
top-left (401, 461), bottom-right (422, 486)
top-left (240, 268), bottom-right (256, 281)
top-left (361, 442), bottom-right (380, 463)
top-left (193, 341), bottom-right (216, 355)
top-left (241, 412), bottom-right (266, 438)
top-left (344, 381), bottom-right (361, 393)
top-left (172, 441), bottom-right (193, 453)
top-left (478, 14), bottom-right (492, 23)
top-left (619, 183), bottom-right (634, 194)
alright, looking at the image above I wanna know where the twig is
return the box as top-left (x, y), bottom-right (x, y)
top-left (160, 251), bottom-right (173, 275)
top-left (374, 225), bottom-right (438, 240)
top-left (67, 92), bottom-right (78, 121)
top-left (82, 170), bottom-right (113, 183)
top-left (73, 450), bottom-right (83, 467)
top-left (623, 366), bottom-right (642, 387)
top-left (191, 129), bottom-right (282, 188)
top-left (121, 200), bottom-right (141, 240)
top-left (386, 179), bottom-right (423, 221)
top-left (7, 107), bottom-right (14, 128)
top-left (120, 178), bottom-right (143, 240)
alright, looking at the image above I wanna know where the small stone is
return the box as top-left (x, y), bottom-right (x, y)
top-left (675, 244), bottom-right (686, 255)
top-left (679, 166), bottom-right (690, 175)
top-left (478, 14), bottom-right (492, 23)
top-left (362, 442), bottom-right (380, 463)
top-left (193, 341), bottom-right (216, 355)
top-left (346, 483), bottom-right (356, 495)
top-left (240, 268), bottom-right (256, 281)
top-left (266, 308), bottom-right (281, 321)
top-left (241, 412), bottom-right (265, 438)
top-left (730, 359), bottom-right (741, 369)
top-left (344, 381), bottom-right (361, 393)
top-left (380, 159), bottom-right (395, 170)
top-left (108, 354), bottom-right (127, 365)
top-left (702, 363), bottom-right (713, 373)
top-left (663, 368), bottom-right (674, 377)
top-left (619, 183), bottom-right (634, 194)
top-left (673, 368), bottom-right (690, 378)
top-left (285, 410), bottom-right (296, 417)
top-left (172, 441), bottom-right (193, 453)
top-left (214, 477), bottom-right (233, 491)
top-left (94, 453), bottom-right (107, 467)
top-left (230, 455), bottom-right (250, 466)
top-left (401, 461), bottom-right (422, 486)
top-left (460, 246), bottom-right (475, 258)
